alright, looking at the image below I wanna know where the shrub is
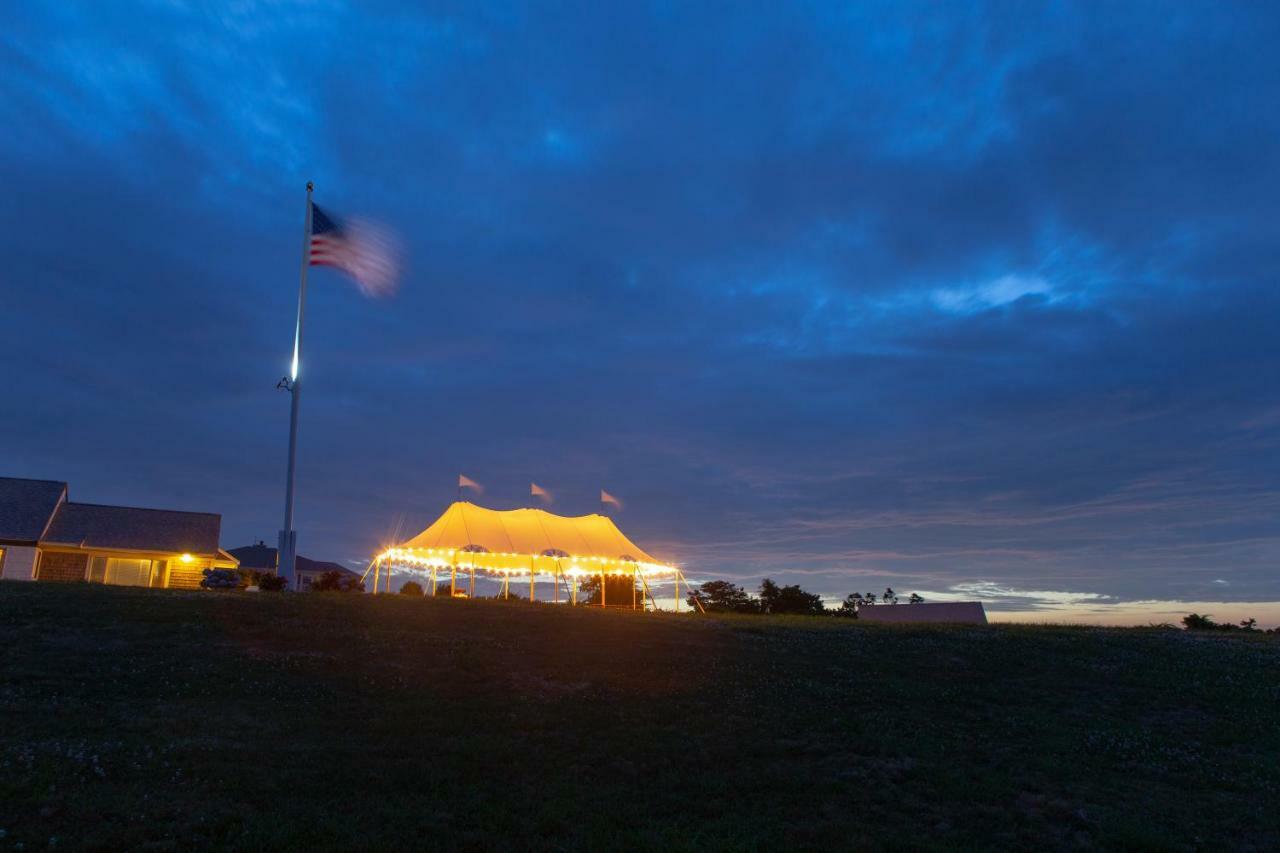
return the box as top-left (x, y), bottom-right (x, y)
top-left (400, 581), bottom-right (424, 596)
top-left (1181, 613), bottom-right (1269, 632)
top-left (233, 568), bottom-right (288, 591)
top-left (200, 568), bottom-right (241, 590)
top-left (257, 573), bottom-right (288, 592)
top-left (312, 570), bottom-right (365, 593)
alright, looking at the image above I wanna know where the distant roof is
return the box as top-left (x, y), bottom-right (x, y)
top-left (229, 541), bottom-right (277, 570)
top-left (296, 555), bottom-right (358, 576)
top-left (44, 502), bottom-right (222, 555)
top-left (226, 544), bottom-right (357, 577)
top-left (856, 602), bottom-right (987, 625)
top-left (0, 477), bottom-right (67, 543)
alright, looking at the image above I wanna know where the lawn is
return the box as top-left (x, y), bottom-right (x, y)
top-left (1, 582), bottom-right (1277, 851)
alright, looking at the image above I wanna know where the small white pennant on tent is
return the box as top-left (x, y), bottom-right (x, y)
top-left (531, 482), bottom-right (553, 504)
top-left (458, 474), bottom-right (483, 494)
top-left (601, 489), bottom-right (623, 510)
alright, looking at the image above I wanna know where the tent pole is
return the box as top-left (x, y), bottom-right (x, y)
top-left (431, 564), bottom-right (437, 596)
top-left (675, 569), bottom-right (680, 612)
top-left (631, 565), bottom-right (636, 610)
top-left (450, 560), bottom-right (456, 597)
top-left (554, 561), bottom-right (560, 605)
top-left (680, 570), bottom-right (705, 613)
top-left (469, 565), bottom-right (475, 598)
top-left (385, 557), bottom-right (392, 594)
top-left (529, 557), bottom-right (535, 602)
top-left (639, 572), bottom-right (655, 612)
top-left (600, 569), bottom-right (606, 609)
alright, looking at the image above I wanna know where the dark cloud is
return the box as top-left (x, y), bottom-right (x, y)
top-left (1, 1), bottom-right (1277, 617)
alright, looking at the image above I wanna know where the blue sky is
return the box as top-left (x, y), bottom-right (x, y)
top-left (2, 1), bottom-right (1278, 622)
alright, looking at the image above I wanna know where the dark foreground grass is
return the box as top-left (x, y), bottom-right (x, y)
top-left (1, 583), bottom-right (1278, 851)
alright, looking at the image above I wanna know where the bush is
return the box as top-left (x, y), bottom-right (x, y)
top-left (233, 568), bottom-right (288, 591)
top-left (200, 568), bottom-right (241, 590)
top-left (400, 581), bottom-right (424, 596)
top-left (257, 573), bottom-right (288, 592)
top-left (312, 570), bottom-right (365, 593)
top-left (1182, 613), bottom-right (1273, 633)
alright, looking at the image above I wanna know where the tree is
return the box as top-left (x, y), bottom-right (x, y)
top-left (400, 581), bottom-right (424, 596)
top-left (908, 592), bottom-right (924, 604)
top-left (883, 587), bottom-right (898, 604)
top-left (688, 580), bottom-right (758, 613)
top-left (312, 571), bottom-right (365, 593)
top-left (1182, 613), bottom-right (1218, 630)
top-left (861, 592), bottom-right (877, 606)
top-left (837, 594), bottom-right (862, 618)
top-left (758, 578), bottom-right (824, 615)
top-left (577, 574), bottom-right (638, 607)
top-left (1240, 618), bottom-right (1258, 631)
top-left (758, 578), bottom-right (782, 613)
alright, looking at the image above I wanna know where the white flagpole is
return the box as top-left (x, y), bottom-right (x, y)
top-left (279, 181), bottom-right (313, 590)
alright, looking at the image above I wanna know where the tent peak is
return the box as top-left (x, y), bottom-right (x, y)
top-left (396, 499), bottom-right (665, 566)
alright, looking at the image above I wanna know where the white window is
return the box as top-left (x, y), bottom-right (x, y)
top-left (87, 556), bottom-right (168, 588)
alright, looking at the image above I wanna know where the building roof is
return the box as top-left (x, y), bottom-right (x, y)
top-left (226, 544), bottom-right (358, 577)
top-left (296, 556), bottom-right (358, 577)
top-left (395, 502), bottom-right (668, 568)
top-left (0, 477), bottom-right (67, 543)
top-left (43, 502), bottom-right (222, 556)
top-left (856, 602), bottom-right (988, 625)
top-left (229, 541), bottom-right (277, 571)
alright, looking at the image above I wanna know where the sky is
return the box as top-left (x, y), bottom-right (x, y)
top-left (2, 1), bottom-right (1278, 624)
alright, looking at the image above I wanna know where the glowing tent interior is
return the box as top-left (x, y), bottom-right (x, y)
top-left (369, 502), bottom-right (695, 610)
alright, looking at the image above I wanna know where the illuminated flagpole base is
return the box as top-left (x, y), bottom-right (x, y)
top-left (278, 529), bottom-right (297, 590)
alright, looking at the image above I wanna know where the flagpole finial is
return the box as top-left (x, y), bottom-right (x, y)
top-left (306, 180), bottom-right (313, 192)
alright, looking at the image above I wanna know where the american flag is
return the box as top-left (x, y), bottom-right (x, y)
top-left (309, 201), bottom-right (400, 297)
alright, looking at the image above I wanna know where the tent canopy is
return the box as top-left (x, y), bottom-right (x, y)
top-left (383, 502), bottom-right (674, 575)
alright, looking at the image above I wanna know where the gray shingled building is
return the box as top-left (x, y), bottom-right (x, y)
top-left (0, 476), bottom-right (237, 588)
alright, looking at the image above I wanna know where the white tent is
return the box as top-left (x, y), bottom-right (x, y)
top-left (372, 502), bottom-right (690, 609)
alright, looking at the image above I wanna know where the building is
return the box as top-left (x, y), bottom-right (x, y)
top-left (855, 601), bottom-right (988, 625)
top-left (0, 476), bottom-right (238, 587)
top-left (228, 540), bottom-right (277, 574)
top-left (228, 541), bottom-right (362, 591)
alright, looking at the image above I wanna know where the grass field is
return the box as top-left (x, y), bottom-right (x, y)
top-left (2, 582), bottom-right (1278, 851)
